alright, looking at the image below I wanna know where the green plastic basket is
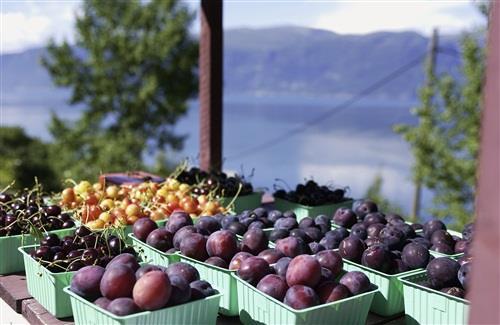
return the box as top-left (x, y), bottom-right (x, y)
top-left (218, 192), bottom-right (263, 214)
top-left (274, 198), bottom-right (353, 221)
top-left (19, 245), bottom-right (75, 318)
top-left (400, 270), bottom-right (469, 325)
top-left (64, 286), bottom-right (221, 325)
top-left (233, 273), bottom-right (377, 325)
top-left (177, 253), bottom-right (239, 316)
top-left (342, 258), bottom-right (423, 316)
top-left (128, 233), bottom-right (179, 266)
top-left (0, 227), bottom-right (75, 275)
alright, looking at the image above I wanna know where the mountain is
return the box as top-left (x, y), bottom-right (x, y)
top-left (0, 26), bottom-right (461, 106)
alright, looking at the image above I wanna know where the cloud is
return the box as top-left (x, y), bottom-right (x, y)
top-left (1, 2), bottom-right (79, 54)
top-left (313, 2), bottom-right (485, 35)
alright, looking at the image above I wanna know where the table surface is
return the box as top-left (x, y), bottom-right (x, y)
top-left (1, 273), bottom-right (405, 325)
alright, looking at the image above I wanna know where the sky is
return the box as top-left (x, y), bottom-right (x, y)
top-left (0, 0), bottom-right (486, 54)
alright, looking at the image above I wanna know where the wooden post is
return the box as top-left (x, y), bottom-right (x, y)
top-left (468, 2), bottom-right (500, 323)
top-left (411, 28), bottom-right (438, 221)
top-left (199, 0), bottom-right (223, 172)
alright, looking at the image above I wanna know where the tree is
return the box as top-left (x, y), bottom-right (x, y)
top-left (364, 173), bottom-right (403, 215)
top-left (395, 33), bottom-right (484, 228)
top-left (0, 127), bottom-right (59, 191)
top-left (41, 0), bottom-right (197, 181)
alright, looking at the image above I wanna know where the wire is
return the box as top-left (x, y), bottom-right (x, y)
top-left (225, 52), bottom-right (427, 160)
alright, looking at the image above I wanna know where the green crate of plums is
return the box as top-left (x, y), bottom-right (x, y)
top-left (400, 268), bottom-right (469, 325)
top-left (342, 258), bottom-right (423, 316)
top-left (218, 192), bottom-right (263, 214)
top-left (19, 245), bottom-right (76, 318)
top-left (274, 198), bottom-right (353, 222)
top-left (64, 279), bottom-right (221, 325)
top-left (233, 269), bottom-right (378, 325)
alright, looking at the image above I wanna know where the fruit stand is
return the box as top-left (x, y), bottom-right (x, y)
top-left (0, 1), bottom-right (498, 324)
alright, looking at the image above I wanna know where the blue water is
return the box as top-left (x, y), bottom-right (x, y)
top-left (0, 93), bottom-right (431, 215)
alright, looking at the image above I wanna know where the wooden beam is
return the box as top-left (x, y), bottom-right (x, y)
top-left (469, 2), bottom-right (500, 323)
top-left (199, 0), bottom-right (223, 172)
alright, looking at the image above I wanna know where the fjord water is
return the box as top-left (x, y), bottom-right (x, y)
top-left (1, 93), bottom-right (429, 214)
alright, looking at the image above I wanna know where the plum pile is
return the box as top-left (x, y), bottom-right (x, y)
top-left (273, 180), bottom-right (349, 206)
top-left (70, 254), bottom-right (217, 316)
top-left (133, 211), bottom-right (274, 268)
top-left (237, 252), bottom-right (372, 310)
top-left (0, 190), bottom-right (75, 237)
top-left (176, 167), bottom-right (254, 197)
top-left (28, 226), bottom-right (136, 272)
top-left (420, 256), bottom-right (471, 299)
top-left (423, 220), bottom-right (473, 255)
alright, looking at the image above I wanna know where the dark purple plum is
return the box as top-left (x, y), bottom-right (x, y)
top-left (165, 211), bottom-right (193, 234)
top-left (274, 257), bottom-right (292, 277)
top-left (316, 282), bottom-right (350, 303)
top-left (379, 226), bottom-right (405, 250)
top-left (339, 237), bottom-right (366, 263)
top-left (386, 214), bottom-right (405, 225)
top-left (412, 237), bottom-right (432, 249)
top-left (94, 297), bottom-right (111, 310)
top-left (426, 257), bottom-right (460, 288)
top-left (430, 244), bottom-right (454, 255)
top-left (289, 228), bottom-right (308, 242)
top-left (195, 216), bottom-right (221, 235)
top-left (361, 245), bottom-right (392, 272)
top-left (257, 274), bottom-right (288, 301)
top-left (350, 223), bottom-right (368, 240)
top-left (366, 223), bottom-right (385, 238)
top-left (339, 271), bottom-right (371, 295)
top-left (325, 228), bottom-right (349, 241)
top-left (146, 229), bottom-right (173, 252)
top-left (269, 229), bottom-right (290, 242)
top-left (179, 233), bottom-right (209, 261)
top-left (258, 249), bottom-right (285, 264)
top-left (363, 212), bottom-right (386, 226)
top-left (132, 271), bottom-right (171, 311)
top-left (430, 230), bottom-right (455, 247)
top-left (132, 218), bottom-right (157, 242)
top-left (314, 215), bottom-right (330, 227)
top-left (393, 223), bottom-right (416, 239)
top-left (304, 227), bottom-right (322, 242)
top-left (275, 237), bottom-right (309, 257)
top-left (166, 262), bottom-right (200, 284)
top-left (107, 298), bottom-right (140, 316)
top-left (365, 237), bottom-right (383, 247)
top-left (268, 210), bottom-right (283, 223)
top-left (284, 285), bottom-right (319, 310)
top-left (333, 208), bottom-right (357, 228)
top-left (227, 222), bottom-right (247, 235)
top-left (316, 250), bottom-right (343, 278)
top-left (173, 226), bottom-right (197, 249)
top-left (100, 264), bottom-right (136, 299)
top-left (457, 255), bottom-right (473, 266)
top-left (353, 200), bottom-right (378, 221)
top-left (70, 265), bottom-right (105, 300)
top-left (319, 236), bottom-right (341, 250)
top-left (241, 229), bottom-right (268, 255)
top-left (229, 252), bottom-right (254, 270)
top-left (286, 255), bottom-right (321, 287)
top-left (274, 217), bottom-right (298, 231)
top-left (237, 257), bottom-right (272, 285)
top-left (106, 253), bottom-right (140, 272)
top-left (458, 262), bottom-right (471, 290)
top-left (248, 221), bottom-right (265, 230)
top-left (168, 275), bottom-right (191, 305)
top-left (221, 216), bottom-right (239, 229)
top-left (206, 230), bottom-right (238, 262)
top-left (392, 259), bottom-right (410, 274)
top-left (190, 280), bottom-right (217, 300)
top-left (204, 256), bottom-right (228, 268)
top-left (401, 242), bottom-right (430, 269)
top-left (411, 223), bottom-right (423, 231)
top-left (135, 264), bottom-right (163, 279)
top-left (423, 220), bottom-right (446, 239)
top-left (298, 217), bottom-right (315, 229)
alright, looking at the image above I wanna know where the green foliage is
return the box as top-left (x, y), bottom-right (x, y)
top-left (41, 0), bottom-right (197, 181)
top-left (364, 173), bottom-right (403, 215)
top-left (394, 34), bottom-right (484, 228)
top-left (0, 127), bottom-right (59, 191)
